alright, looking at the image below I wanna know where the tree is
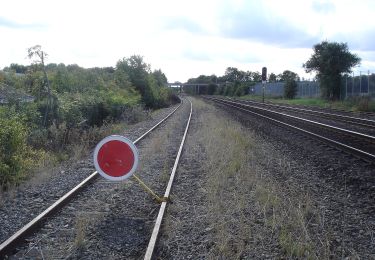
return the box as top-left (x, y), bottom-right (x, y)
top-left (116, 55), bottom-right (151, 104)
top-left (269, 73), bottom-right (277, 82)
top-left (27, 45), bottom-right (53, 126)
top-left (284, 78), bottom-right (298, 99)
top-left (303, 41), bottom-right (361, 100)
top-left (251, 71), bottom-right (261, 82)
top-left (152, 69), bottom-right (168, 87)
top-left (278, 70), bottom-right (299, 99)
top-left (280, 70), bottom-right (299, 82)
top-left (224, 67), bottom-right (243, 82)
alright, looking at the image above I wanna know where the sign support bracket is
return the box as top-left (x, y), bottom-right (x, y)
top-left (132, 174), bottom-right (168, 203)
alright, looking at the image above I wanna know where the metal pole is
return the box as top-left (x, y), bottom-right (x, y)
top-left (262, 82), bottom-right (265, 103)
top-left (345, 75), bottom-right (348, 99)
top-left (368, 70), bottom-right (370, 94)
top-left (352, 72), bottom-right (355, 96)
top-left (360, 71), bottom-right (362, 95)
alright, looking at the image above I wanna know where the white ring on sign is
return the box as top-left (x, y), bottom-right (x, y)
top-left (93, 135), bottom-right (139, 181)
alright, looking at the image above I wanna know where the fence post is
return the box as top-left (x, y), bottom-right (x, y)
top-left (352, 72), bottom-right (355, 96)
top-left (345, 75), bottom-right (348, 99)
top-left (360, 71), bottom-right (362, 95)
top-left (368, 70), bottom-right (370, 95)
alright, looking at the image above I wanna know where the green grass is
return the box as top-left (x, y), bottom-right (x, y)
top-left (239, 95), bottom-right (375, 112)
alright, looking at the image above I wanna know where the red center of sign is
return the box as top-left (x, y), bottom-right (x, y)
top-left (97, 140), bottom-right (135, 177)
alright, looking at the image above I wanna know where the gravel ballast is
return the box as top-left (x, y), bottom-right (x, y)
top-left (155, 97), bottom-right (374, 259)
top-left (0, 101), bottom-right (182, 258)
top-left (2, 96), bottom-right (374, 259)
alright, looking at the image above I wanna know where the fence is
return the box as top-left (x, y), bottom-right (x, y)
top-left (250, 71), bottom-right (375, 99)
top-left (251, 81), bottom-right (320, 98)
top-left (342, 72), bottom-right (375, 99)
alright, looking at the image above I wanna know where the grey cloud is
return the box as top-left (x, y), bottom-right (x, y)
top-left (217, 2), bottom-right (320, 48)
top-left (330, 30), bottom-right (375, 52)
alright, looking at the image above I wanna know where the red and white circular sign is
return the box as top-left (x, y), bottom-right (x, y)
top-left (93, 135), bottom-right (139, 181)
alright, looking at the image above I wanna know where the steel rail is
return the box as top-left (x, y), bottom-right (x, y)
top-left (0, 98), bottom-right (183, 258)
top-left (237, 98), bottom-right (375, 128)
top-left (216, 98), bottom-right (375, 142)
top-left (206, 97), bottom-right (375, 162)
top-left (144, 98), bottom-right (193, 260)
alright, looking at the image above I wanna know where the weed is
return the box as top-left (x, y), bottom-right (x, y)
top-left (191, 97), bottom-right (324, 258)
top-left (74, 216), bottom-right (88, 250)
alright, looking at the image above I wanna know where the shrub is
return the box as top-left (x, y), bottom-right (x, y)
top-left (284, 79), bottom-right (298, 99)
top-left (0, 112), bottom-right (43, 189)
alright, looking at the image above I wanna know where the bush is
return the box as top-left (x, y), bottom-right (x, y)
top-left (0, 112), bottom-right (44, 189)
top-left (284, 79), bottom-right (297, 99)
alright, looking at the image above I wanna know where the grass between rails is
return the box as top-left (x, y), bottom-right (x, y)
top-left (192, 98), bottom-right (329, 258)
top-left (239, 95), bottom-right (375, 112)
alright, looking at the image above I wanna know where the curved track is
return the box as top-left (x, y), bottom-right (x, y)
top-left (0, 97), bottom-right (190, 258)
top-left (205, 96), bottom-right (375, 163)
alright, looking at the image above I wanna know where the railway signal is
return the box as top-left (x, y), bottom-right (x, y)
top-left (262, 67), bottom-right (267, 82)
top-left (94, 135), bottom-right (139, 181)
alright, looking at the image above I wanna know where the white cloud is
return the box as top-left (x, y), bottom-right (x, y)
top-left (1, 0), bottom-right (375, 82)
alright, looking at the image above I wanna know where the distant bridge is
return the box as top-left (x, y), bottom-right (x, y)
top-left (168, 83), bottom-right (220, 87)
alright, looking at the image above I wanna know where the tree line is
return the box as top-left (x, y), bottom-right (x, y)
top-left (185, 41), bottom-right (361, 100)
top-left (185, 67), bottom-right (300, 97)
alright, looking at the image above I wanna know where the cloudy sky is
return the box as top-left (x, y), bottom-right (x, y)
top-left (1, 0), bottom-right (375, 82)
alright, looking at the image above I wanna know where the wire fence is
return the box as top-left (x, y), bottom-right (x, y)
top-left (342, 71), bottom-right (375, 98)
top-left (251, 81), bottom-right (320, 98)
top-left (251, 71), bottom-right (375, 99)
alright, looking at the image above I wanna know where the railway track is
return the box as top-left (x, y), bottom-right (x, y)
top-left (0, 97), bottom-right (192, 259)
top-left (233, 98), bottom-right (375, 130)
top-left (204, 96), bottom-right (375, 163)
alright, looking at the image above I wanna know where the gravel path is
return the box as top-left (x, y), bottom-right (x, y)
top-left (0, 101), bottom-right (181, 257)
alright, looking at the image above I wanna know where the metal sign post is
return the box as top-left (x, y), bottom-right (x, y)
top-left (262, 81), bottom-right (265, 103)
top-left (262, 67), bottom-right (267, 103)
top-left (93, 135), bottom-right (166, 203)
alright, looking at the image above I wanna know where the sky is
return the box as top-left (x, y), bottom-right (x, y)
top-left (1, 0), bottom-right (375, 82)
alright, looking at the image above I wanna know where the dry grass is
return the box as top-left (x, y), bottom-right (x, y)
top-left (191, 98), bottom-right (324, 258)
top-left (74, 215), bottom-right (88, 250)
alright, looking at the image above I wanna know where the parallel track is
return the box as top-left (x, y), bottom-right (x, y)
top-left (233, 98), bottom-right (375, 129)
top-left (205, 96), bottom-right (375, 163)
top-left (0, 98), bottom-right (185, 258)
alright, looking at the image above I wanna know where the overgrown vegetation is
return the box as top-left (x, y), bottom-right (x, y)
top-left (0, 49), bottom-right (175, 189)
top-left (194, 98), bottom-right (324, 258)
